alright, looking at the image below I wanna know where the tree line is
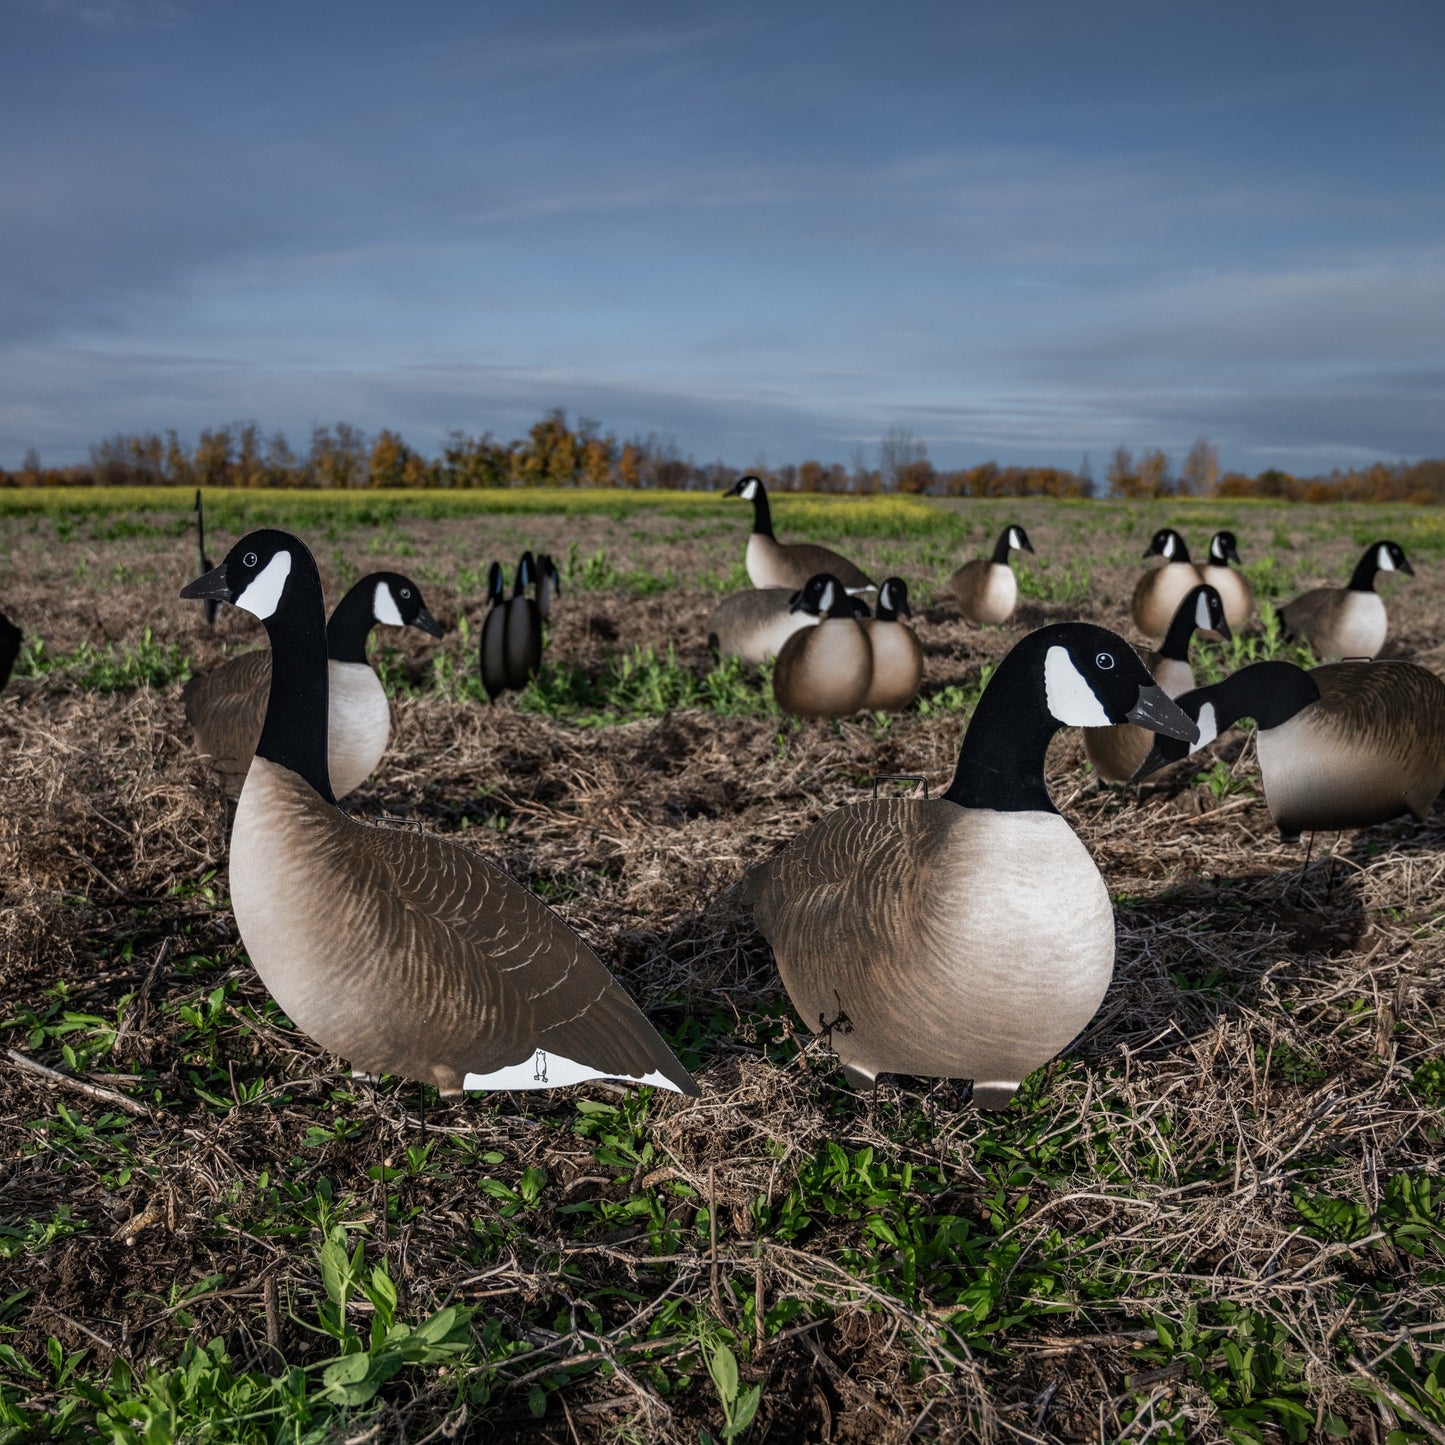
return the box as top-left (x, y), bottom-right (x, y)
top-left (2, 410), bottom-right (1440, 503)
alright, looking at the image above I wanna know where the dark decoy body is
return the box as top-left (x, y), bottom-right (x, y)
top-left (503, 551), bottom-right (544, 691)
top-left (0, 609), bottom-right (21, 690)
top-left (479, 562), bottom-right (508, 700)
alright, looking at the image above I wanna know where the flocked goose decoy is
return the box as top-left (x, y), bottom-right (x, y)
top-left (772, 574), bottom-right (874, 718)
top-left (706, 586), bottom-right (816, 666)
top-left (1084, 584), bottom-right (1230, 783)
top-left (181, 530), bottom-right (698, 1097)
top-left (861, 577), bottom-right (923, 711)
top-left (504, 551), bottom-right (543, 691)
top-left (194, 490), bottom-right (219, 628)
top-left (0, 609), bottom-right (21, 691)
top-left (1278, 541), bottom-right (1413, 661)
top-left (739, 622), bottom-right (1198, 1107)
top-left (1134, 659), bottom-right (1445, 841)
top-left (724, 476), bottom-right (875, 594)
top-left (949, 524), bottom-right (1034, 625)
top-left (1198, 530), bottom-right (1253, 632)
top-left (479, 561), bottom-right (508, 700)
top-left (1131, 528), bottom-right (1204, 643)
top-left (182, 571), bottom-right (442, 798)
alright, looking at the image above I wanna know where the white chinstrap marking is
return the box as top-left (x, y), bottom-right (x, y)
top-left (235, 552), bottom-right (292, 619)
top-left (463, 1049), bottom-right (682, 1093)
top-left (1044, 646), bottom-right (1112, 727)
top-left (373, 581), bottom-right (404, 627)
top-left (1193, 701), bottom-right (1218, 753)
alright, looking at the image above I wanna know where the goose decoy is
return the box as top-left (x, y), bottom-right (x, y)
top-left (949, 524), bottom-right (1034, 625)
top-left (0, 609), bottom-right (21, 690)
top-left (182, 571), bottom-right (442, 798)
top-left (861, 577), bottom-right (923, 711)
top-left (1134, 659), bottom-right (1445, 841)
top-left (772, 574), bottom-right (874, 718)
top-left (739, 622), bottom-right (1198, 1107)
top-left (536, 553), bottom-right (562, 623)
top-left (180, 530), bottom-right (697, 1097)
top-left (1084, 584), bottom-right (1230, 783)
top-left (1277, 541), bottom-right (1413, 661)
top-left (479, 561), bottom-right (508, 700)
top-left (1131, 528), bottom-right (1205, 643)
top-left (724, 476), bottom-right (874, 594)
top-left (706, 587), bottom-right (817, 666)
top-left (1198, 530), bottom-right (1253, 632)
top-left (503, 551), bottom-right (543, 691)
top-left (194, 490), bottom-right (219, 627)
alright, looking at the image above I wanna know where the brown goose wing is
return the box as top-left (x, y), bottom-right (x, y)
top-left (780, 542), bottom-right (873, 592)
top-left (182, 650), bottom-right (272, 795)
top-left (336, 816), bottom-right (698, 1094)
top-left (1277, 586), bottom-right (1333, 639)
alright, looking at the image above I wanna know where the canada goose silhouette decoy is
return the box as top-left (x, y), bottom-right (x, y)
top-left (861, 577), bottom-right (923, 711)
top-left (0, 609), bottom-right (20, 691)
top-left (1131, 528), bottom-right (1205, 643)
top-left (180, 530), bottom-right (698, 1097)
top-left (194, 490), bottom-right (219, 627)
top-left (949, 524), bottom-right (1034, 625)
top-left (536, 553), bottom-right (562, 623)
top-left (504, 551), bottom-right (543, 691)
top-left (1277, 541), bottom-right (1413, 661)
top-left (182, 571), bottom-right (442, 798)
top-left (1134, 659), bottom-right (1445, 842)
top-left (706, 587), bottom-right (817, 666)
top-left (772, 574), bottom-right (874, 718)
top-left (1198, 530), bottom-right (1253, 632)
top-left (479, 561), bottom-right (508, 700)
top-left (724, 476), bottom-right (874, 594)
top-left (739, 622), bottom-right (1198, 1107)
top-left (1084, 584), bottom-right (1230, 783)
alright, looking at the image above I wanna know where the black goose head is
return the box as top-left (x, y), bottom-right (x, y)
top-left (1349, 539), bottom-right (1414, 590)
top-left (875, 577), bottom-right (912, 621)
top-left (1160, 584), bottom-right (1231, 658)
top-left (181, 528), bottom-right (310, 621)
top-left (365, 573), bottom-right (443, 637)
top-left (514, 552), bottom-right (537, 596)
top-left (724, 475), bottom-right (763, 501)
top-left (485, 560), bottom-right (505, 606)
top-left (789, 573), bottom-right (851, 618)
top-left (1208, 530), bottom-right (1242, 566)
top-left (1143, 527), bottom-right (1191, 564)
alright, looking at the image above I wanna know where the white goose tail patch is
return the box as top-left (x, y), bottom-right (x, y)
top-left (1044, 645), bottom-right (1112, 727)
top-left (373, 581), bottom-right (404, 627)
top-left (1377, 544), bottom-right (1396, 572)
top-left (235, 551), bottom-right (292, 619)
top-left (463, 1049), bottom-right (684, 1094)
top-left (1193, 700), bottom-right (1218, 752)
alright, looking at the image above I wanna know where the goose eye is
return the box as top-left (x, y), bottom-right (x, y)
top-left (400, 588), bottom-right (411, 599)
top-left (243, 551), bottom-right (258, 568)
top-left (1095, 652), bottom-right (1115, 670)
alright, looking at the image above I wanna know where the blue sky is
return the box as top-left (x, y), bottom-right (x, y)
top-left (3, 0), bottom-right (1443, 476)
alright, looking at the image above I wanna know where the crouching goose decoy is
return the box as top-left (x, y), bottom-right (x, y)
top-left (1134, 659), bottom-right (1445, 841)
top-left (1278, 541), bottom-right (1413, 661)
top-left (725, 476), bottom-right (874, 594)
top-left (861, 577), bottom-right (923, 710)
top-left (183, 570), bottom-right (442, 798)
top-left (1132, 528), bottom-right (1204, 643)
top-left (0, 609), bottom-right (21, 690)
top-left (181, 530), bottom-right (697, 1097)
top-left (772, 574), bottom-right (874, 718)
top-left (949, 524), bottom-right (1033, 625)
top-left (739, 622), bottom-right (1197, 1107)
top-left (1198, 530), bottom-right (1253, 632)
top-left (1084, 584), bottom-right (1230, 783)
top-left (706, 586), bottom-right (817, 666)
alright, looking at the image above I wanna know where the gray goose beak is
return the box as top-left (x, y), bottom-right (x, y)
top-left (412, 606), bottom-right (444, 638)
top-left (1400, 558), bottom-right (1416, 576)
top-left (1126, 684), bottom-right (1199, 744)
top-left (1131, 741), bottom-right (1172, 782)
top-left (181, 564), bottom-right (231, 603)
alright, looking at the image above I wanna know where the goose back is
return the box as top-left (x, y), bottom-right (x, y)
top-left (706, 587), bottom-right (815, 665)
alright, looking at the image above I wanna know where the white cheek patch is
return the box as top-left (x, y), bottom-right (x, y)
top-left (740, 478), bottom-right (758, 500)
top-left (1160, 534), bottom-right (1177, 560)
top-left (1377, 545), bottom-right (1396, 572)
top-left (1009, 527), bottom-right (1023, 550)
top-left (818, 581), bottom-right (837, 615)
top-left (463, 1049), bottom-right (684, 1094)
top-left (234, 551), bottom-right (292, 619)
top-left (1192, 701), bottom-right (1218, 753)
top-left (1044, 645), bottom-right (1112, 727)
top-left (373, 581), bottom-right (405, 627)
top-left (1195, 594), bottom-right (1212, 631)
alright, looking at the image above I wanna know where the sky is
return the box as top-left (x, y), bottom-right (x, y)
top-left (2, 0), bottom-right (1443, 477)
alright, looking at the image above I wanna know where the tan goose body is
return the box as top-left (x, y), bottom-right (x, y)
top-left (727, 476), bottom-right (874, 592)
top-left (1278, 541), bottom-right (1413, 661)
top-left (1199, 565), bottom-right (1252, 631)
top-left (860, 576), bottom-right (923, 710)
top-left (773, 618), bottom-right (873, 718)
top-left (745, 801), bottom-right (1113, 1103)
top-left (1131, 562), bottom-right (1203, 641)
top-left (706, 588), bottom-right (816, 665)
top-left (950, 559), bottom-right (1017, 625)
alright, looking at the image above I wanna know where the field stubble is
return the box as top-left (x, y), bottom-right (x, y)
top-left (0, 493), bottom-right (1442, 1443)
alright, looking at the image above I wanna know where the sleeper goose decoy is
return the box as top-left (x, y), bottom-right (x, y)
top-left (1134, 659), bottom-right (1445, 841)
top-left (1277, 541), bottom-right (1413, 661)
top-left (182, 570), bottom-right (442, 798)
top-left (180, 530), bottom-right (697, 1097)
top-left (536, 553), bottom-right (562, 623)
top-left (503, 551), bottom-right (543, 691)
top-left (949, 524), bottom-right (1034, 625)
top-left (1198, 530), bottom-right (1253, 632)
top-left (0, 609), bottom-right (21, 691)
top-left (706, 586), bottom-right (817, 666)
top-left (1131, 528), bottom-right (1205, 643)
top-left (724, 476), bottom-right (875, 594)
top-left (194, 490), bottom-right (219, 627)
top-left (479, 561), bottom-right (508, 700)
top-left (772, 574), bottom-right (874, 718)
top-left (861, 577), bottom-right (923, 711)
top-left (1084, 584), bottom-right (1230, 783)
top-left (739, 622), bottom-right (1198, 1107)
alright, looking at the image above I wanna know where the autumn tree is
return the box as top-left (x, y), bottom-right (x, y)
top-left (1179, 436), bottom-right (1219, 496)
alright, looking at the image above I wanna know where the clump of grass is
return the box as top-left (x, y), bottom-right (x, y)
top-left (1015, 558), bottom-right (1093, 607)
top-left (1192, 603), bottom-right (1315, 685)
top-left (1241, 553), bottom-right (1302, 598)
top-left (15, 627), bottom-right (191, 692)
top-left (564, 544), bottom-right (672, 595)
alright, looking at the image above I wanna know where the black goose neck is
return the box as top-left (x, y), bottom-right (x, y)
top-left (256, 548), bottom-right (334, 804)
top-left (990, 527), bottom-right (1013, 564)
top-left (1205, 662), bottom-right (1320, 732)
top-left (748, 482), bottom-right (774, 538)
top-left (1158, 599), bottom-right (1201, 662)
top-left (325, 578), bottom-right (378, 664)
top-left (942, 642), bottom-right (1060, 814)
top-left (1347, 547), bottom-right (1380, 591)
top-left (1163, 533), bottom-right (1193, 564)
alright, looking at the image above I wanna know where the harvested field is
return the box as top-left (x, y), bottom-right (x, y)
top-left (1, 489), bottom-right (1443, 1443)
